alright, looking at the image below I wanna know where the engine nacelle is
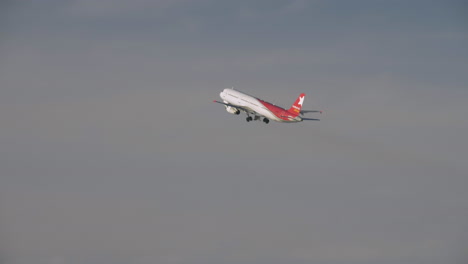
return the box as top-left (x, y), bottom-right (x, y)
top-left (225, 106), bottom-right (240, 115)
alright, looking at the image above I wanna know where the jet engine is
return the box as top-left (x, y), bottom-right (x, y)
top-left (225, 106), bottom-right (240, 115)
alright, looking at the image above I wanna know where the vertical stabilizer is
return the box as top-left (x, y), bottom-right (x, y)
top-left (287, 93), bottom-right (305, 117)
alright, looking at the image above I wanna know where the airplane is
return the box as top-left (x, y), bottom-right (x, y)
top-left (213, 88), bottom-right (322, 123)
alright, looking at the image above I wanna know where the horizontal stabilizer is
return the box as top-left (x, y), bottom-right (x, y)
top-left (300, 110), bottom-right (322, 115)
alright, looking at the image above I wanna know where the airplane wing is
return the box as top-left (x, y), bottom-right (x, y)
top-left (213, 100), bottom-right (257, 115)
top-left (301, 117), bottom-right (320, 121)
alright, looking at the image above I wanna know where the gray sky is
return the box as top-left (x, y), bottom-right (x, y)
top-left (1, 1), bottom-right (467, 264)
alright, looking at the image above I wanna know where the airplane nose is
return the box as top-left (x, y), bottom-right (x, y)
top-left (220, 91), bottom-right (225, 98)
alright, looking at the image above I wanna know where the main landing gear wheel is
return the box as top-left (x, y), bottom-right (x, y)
top-left (263, 118), bottom-right (269, 124)
top-left (246, 116), bottom-right (253, 122)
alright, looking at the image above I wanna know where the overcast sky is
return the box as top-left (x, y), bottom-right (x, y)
top-left (1, 1), bottom-right (467, 264)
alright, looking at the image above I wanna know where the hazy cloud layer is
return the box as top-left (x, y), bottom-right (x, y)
top-left (1, 1), bottom-right (467, 264)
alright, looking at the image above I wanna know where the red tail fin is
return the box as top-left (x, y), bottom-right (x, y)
top-left (288, 93), bottom-right (305, 117)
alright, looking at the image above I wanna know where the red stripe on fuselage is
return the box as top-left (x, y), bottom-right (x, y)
top-left (257, 99), bottom-right (292, 121)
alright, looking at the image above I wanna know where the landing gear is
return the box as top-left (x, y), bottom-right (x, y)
top-left (246, 116), bottom-right (269, 123)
